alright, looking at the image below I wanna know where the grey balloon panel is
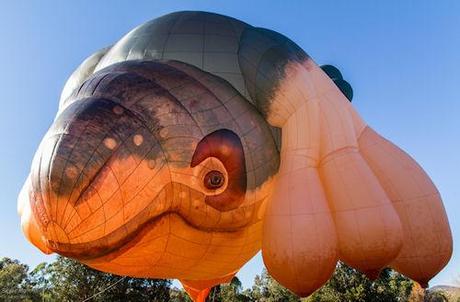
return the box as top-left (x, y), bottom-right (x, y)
top-left (95, 12), bottom-right (253, 102)
top-left (60, 47), bottom-right (111, 109)
top-left (59, 11), bottom-right (305, 150)
top-left (60, 12), bottom-right (307, 116)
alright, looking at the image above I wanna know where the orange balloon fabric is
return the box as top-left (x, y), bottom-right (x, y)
top-left (358, 127), bottom-right (452, 287)
top-left (18, 11), bottom-right (452, 300)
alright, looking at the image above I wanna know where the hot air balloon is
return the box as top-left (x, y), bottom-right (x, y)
top-left (18, 11), bottom-right (452, 301)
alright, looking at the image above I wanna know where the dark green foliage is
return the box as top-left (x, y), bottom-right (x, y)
top-left (207, 277), bottom-right (252, 302)
top-left (247, 270), bottom-right (300, 302)
top-left (170, 287), bottom-right (193, 302)
top-left (207, 263), bottom-right (414, 302)
top-left (34, 256), bottom-right (171, 302)
top-left (0, 256), bottom-right (171, 302)
top-left (0, 257), bottom-right (432, 302)
top-left (0, 257), bottom-right (40, 302)
top-left (306, 262), bottom-right (413, 302)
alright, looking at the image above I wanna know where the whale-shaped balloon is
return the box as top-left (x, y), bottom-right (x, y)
top-left (18, 11), bottom-right (452, 301)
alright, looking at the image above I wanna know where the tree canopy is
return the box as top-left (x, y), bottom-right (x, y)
top-left (1, 256), bottom-right (171, 302)
top-left (0, 257), bottom-right (39, 302)
top-left (1, 256), bottom-right (458, 301)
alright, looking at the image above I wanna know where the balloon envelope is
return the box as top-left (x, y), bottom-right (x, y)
top-left (19, 11), bottom-right (452, 301)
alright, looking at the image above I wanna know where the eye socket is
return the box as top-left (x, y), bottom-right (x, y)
top-left (204, 170), bottom-right (225, 190)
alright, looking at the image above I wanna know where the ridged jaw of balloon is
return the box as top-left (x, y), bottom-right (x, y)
top-left (19, 60), bottom-right (279, 279)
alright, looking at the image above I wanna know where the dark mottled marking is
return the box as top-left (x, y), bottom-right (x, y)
top-left (238, 27), bottom-right (309, 118)
top-left (94, 61), bottom-right (279, 188)
top-left (45, 97), bottom-right (161, 206)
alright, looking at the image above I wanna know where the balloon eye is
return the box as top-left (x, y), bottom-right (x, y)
top-left (204, 170), bottom-right (225, 189)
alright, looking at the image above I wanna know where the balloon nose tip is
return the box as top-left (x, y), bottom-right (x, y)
top-left (418, 280), bottom-right (429, 289)
top-left (18, 176), bottom-right (53, 254)
top-left (20, 202), bottom-right (53, 255)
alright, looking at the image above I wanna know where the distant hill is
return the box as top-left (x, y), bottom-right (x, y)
top-left (428, 285), bottom-right (460, 301)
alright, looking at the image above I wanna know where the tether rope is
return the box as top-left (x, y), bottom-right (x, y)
top-left (81, 276), bottom-right (127, 302)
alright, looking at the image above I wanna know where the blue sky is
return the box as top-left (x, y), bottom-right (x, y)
top-left (1, 0), bottom-right (458, 289)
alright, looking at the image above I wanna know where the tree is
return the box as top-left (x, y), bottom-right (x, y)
top-left (207, 277), bottom-right (252, 302)
top-left (244, 264), bottom-right (414, 302)
top-left (32, 256), bottom-right (171, 301)
top-left (408, 282), bottom-right (425, 302)
top-left (0, 257), bottom-right (39, 302)
top-left (0, 256), bottom-right (425, 302)
top-left (306, 262), bottom-right (414, 302)
top-left (249, 270), bottom-right (300, 302)
top-left (170, 287), bottom-right (192, 302)
top-left (205, 263), bottom-right (415, 302)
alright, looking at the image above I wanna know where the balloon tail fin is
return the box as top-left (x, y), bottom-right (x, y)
top-left (182, 285), bottom-right (211, 302)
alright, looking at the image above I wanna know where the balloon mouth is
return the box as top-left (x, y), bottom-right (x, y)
top-left (34, 181), bottom-right (257, 260)
top-left (46, 210), bottom-right (251, 261)
top-left (25, 142), bottom-right (258, 260)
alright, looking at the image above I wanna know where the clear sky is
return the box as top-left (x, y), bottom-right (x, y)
top-left (1, 0), bottom-right (459, 290)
